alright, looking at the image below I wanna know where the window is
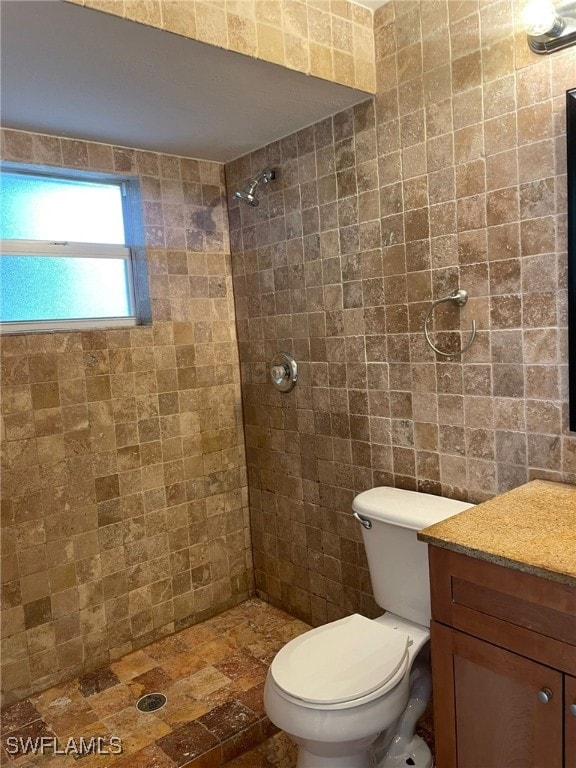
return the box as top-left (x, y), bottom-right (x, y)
top-left (0, 165), bottom-right (146, 331)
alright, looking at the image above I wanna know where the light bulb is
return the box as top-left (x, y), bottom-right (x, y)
top-left (522, 0), bottom-right (560, 35)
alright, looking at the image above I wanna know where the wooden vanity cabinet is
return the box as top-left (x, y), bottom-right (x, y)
top-left (429, 547), bottom-right (576, 768)
top-left (566, 676), bottom-right (576, 768)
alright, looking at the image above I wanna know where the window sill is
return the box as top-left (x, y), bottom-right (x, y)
top-left (0, 317), bottom-right (139, 334)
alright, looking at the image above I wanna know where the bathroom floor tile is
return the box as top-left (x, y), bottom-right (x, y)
top-left (213, 651), bottom-right (268, 685)
top-left (234, 683), bottom-right (266, 717)
top-left (41, 700), bottom-right (100, 737)
top-left (155, 697), bottom-right (211, 729)
top-left (103, 705), bottom-right (171, 741)
top-left (1, 599), bottom-right (436, 768)
top-left (110, 650), bottom-right (158, 682)
top-left (179, 667), bottom-right (232, 700)
top-left (32, 681), bottom-right (84, 714)
top-left (146, 635), bottom-right (190, 663)
top-left (0, 700), bottom-right (42, 736)
top-left (128, 667), bottom-right (175, 699)
top-left (195, 639), bottom-right (237, 665)
top-left (224, 732), bottom-right (297, 768)
top-left (113, 743), bottom-right (177, 768)
top-left (1, 600), bottom-right (309, 768)
top-left (1, 718), bottom-right (56, 760)
top-left (197, 701), bottom-right (259, 743)
top-left (155, 721), bottom-right (219, 766)
top-left (79, 668), bottom-right (122, 698)
top-left (159, 651), bottom-right (209, 681)
top-left (88, 685), bottom-right (135, 718)
top-left (176, 625), bottom-right (220, 649)
top-left (221, 721), bottom-right (266, 765)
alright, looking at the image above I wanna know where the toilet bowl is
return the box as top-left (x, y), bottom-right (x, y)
top-left (264, 612), bottom-right (430, 768)
top-left (264, 487), bottom-right (474, 768)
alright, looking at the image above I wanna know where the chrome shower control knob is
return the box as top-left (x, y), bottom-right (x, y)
top-left (270, 352), bottom-right (297, 393)
top-left (271, 365), bottom-right (286, 380)
top-left (537, 688), bottom-right (552, 704)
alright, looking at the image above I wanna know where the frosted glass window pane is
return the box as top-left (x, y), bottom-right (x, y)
top-left (0, 173), bottom-right (125, 244)
top-left (0, 256), bottom-right (132, 321)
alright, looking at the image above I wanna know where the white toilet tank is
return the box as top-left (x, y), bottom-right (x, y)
top-left (353, 487), bottom-right (474, 627)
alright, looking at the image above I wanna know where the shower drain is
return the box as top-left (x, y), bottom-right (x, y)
top-left (136, 693), bottom-right (167, 713)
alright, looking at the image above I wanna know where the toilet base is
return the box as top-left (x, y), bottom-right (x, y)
top-left (291, 733), bottom-right (432, 768)
top-left (295, 746), bottom-right (373, 768)
top-left (377, 734), bottom-right (432, 768)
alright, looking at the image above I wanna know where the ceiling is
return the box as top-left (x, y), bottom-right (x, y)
top-left (0, 1), bottom-right (370, 163)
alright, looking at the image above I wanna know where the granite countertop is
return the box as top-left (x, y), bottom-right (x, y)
top-left (418, 479), bottom-right (576, 587)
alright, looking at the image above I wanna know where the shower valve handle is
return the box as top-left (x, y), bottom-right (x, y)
top-left (270, 352), bottom-right (297, 393)
top-left (271, 365), bottom-right (288, 380)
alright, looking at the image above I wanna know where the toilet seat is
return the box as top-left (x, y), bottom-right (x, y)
top-left (270, 614), bottom-right (409, 707)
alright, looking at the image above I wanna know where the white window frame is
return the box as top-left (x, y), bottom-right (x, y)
top-left (0, 164), bottom-right (146, 333)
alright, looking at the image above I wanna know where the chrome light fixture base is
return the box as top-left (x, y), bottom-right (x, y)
top-left (525, 0), bottom-right (576, 53)
top-left (528, 25), bottom-right (576, 52)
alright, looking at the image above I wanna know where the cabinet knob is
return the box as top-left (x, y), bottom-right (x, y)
top-left (569, 704), bottom-right (576, 716)
top-left (537, 688), bottom-right (553, 704)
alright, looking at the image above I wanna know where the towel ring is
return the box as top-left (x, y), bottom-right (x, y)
top-left (423, 289), bottom-right (477, 357)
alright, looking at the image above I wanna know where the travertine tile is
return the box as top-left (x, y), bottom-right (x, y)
top-left (66, 0), bottom-right (376, 92)
top-left (2, 3), bottom-right (576, 751)
top-left (225, 0), bottom-right (575, 629)
top-left (0, 129), bottom-right (249, 705)
top-left (1, 602), bottom-right (309, 767)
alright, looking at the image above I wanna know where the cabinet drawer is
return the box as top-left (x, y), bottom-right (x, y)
top-left (430, 547), bottom-right (576, 675)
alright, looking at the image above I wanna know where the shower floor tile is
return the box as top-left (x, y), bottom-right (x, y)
top-left (0, 599), bottom-right (309, 768)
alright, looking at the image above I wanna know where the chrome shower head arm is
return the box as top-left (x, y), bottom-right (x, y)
top-left (233, 168), bottom-right (275, 206)
top-left (257, 168), bottom-right (276, 184)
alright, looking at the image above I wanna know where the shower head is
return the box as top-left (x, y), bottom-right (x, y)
top-left (234, 186), bottom-right (258, 206)
top-left (233, 168), bottom-right (275, 207)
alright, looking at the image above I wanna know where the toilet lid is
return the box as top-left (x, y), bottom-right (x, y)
top-left (270, 614), bottom-right (409, 705)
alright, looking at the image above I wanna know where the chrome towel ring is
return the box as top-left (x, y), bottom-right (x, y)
top-left (423, 289), bottom-right (477, 357)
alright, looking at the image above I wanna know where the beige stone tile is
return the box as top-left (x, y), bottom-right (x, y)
top-left (0, 0), bottom-right (570, 709)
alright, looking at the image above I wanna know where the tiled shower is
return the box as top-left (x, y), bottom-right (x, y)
top-left (0, 134), bottom-right (251, 705)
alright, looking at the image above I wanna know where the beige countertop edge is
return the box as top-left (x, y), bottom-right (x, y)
top-left (416, 479), bottom-right (576, 589)
top-left (417, 531), bottom-right (576, 588)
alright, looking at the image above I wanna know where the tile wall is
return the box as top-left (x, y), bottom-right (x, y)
top-left (226, 0), bottom-right (576, 626)
top-left (0, 129), bottom-right (250, 705)
top-left (66, 0), bottom-right (376, 92)
top-left (3, 0), bottom-right (576, 708)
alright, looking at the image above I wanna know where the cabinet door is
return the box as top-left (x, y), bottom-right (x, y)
top-left (431, 622), bottom-right (563, 768)
top-left (567, 675), bottom-right (576, 768)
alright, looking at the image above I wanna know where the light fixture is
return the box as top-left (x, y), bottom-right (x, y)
top-left (523, 0), bottom-right (576, 53)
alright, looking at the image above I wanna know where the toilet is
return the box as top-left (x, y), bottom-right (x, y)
top-left (264, 487), bottom-right (474, 768)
